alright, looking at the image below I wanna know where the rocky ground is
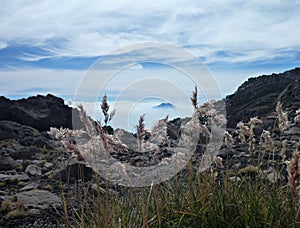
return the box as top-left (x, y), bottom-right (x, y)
top-left (0, 68), bottom-right (299, 227)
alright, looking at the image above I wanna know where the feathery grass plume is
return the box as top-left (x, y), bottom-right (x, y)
top-left (149, 115), bottom-right (169, 146)
top-left (106, 130), bottom-right (129, 151)
top-left (77, 104), bottom-right (95, 137)
top-left (249, 116), bottom-right (262, 125)
top-left (259, 130), bottom-right (274, 152)
top-left (48, 127), bottom-right (85, 160)
top-left (135, 114), bottom-right (146, 151)
top-left (65, 141), bottom-right (84, 160)
top-left (224, 131), bottom-right (233, 149)
top-left (288, 149), bottom-right (300, 196)
top-left (198, 100), bottom-right (216, 125)
top-left (190, 86), bottom-right (198, 110)
top-left (100, 94), bottom-right (116, 126)
top-left (109, 109), bottom-right (116, 123)
top-left (294, 109), bottom-right (300, 123)
top-left (213, 156), bottom-right (224, 169)
top-left (237, 131), bottom-right (246, 142)
top-left (48, 127), bottom-right (85, 140)
top-left (199, 124), bottom-right (211, 139)
top-left (101, 94), bottom-right (109, 123)
top-left (237, 122), bottom-right (250, 136)
top-left (276, 100), bottom-right (289, 132)
top-left (213, 114), bottom-right (227, 126)
top-left (248, 137), bottom-right (255, 155)
top-left (237, 118), bottom-right (261, 155)
top-left (280, 140), bottom-right (287, 163)
top-left (96, 121), bottom-right (108, 150)
top-left (248, 117), bottom-right (261, 155)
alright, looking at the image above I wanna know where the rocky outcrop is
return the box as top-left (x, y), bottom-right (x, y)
top-left (226, 68), bottom-right (300, 128)
top-left (0, 94), bottom-right (83, 132)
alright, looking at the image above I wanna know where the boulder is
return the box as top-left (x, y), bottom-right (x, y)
top-left (16, 190), bottom-right (61, 210)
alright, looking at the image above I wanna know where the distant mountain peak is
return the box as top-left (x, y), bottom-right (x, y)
top-left (153, 102), bottom-right (175, 109)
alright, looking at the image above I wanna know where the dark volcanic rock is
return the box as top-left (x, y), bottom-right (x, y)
top-left (0, 121), bottom-right (39, 141)
top-left (16, 190), bottom-right (61, 210)
top-left (0, 157), bottom-right (20, 171)
top-left (226, 68), bottom-right (300, 128)
top-left (0, 94), bottom-right (83, 131)
top-left (55, 161), bottom-right (94, 182)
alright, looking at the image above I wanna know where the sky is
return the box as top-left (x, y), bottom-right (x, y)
top-left (0, 0), bottom-right (300, 130)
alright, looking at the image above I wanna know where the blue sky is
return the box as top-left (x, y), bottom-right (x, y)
top-left (0, 1), bottom-right (300, 130)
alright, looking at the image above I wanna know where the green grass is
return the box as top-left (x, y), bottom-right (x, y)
top-left (59, 164), bottom-right (300, 228)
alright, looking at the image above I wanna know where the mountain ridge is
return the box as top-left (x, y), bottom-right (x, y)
top-left (0, 67), bottom-right (299, 131)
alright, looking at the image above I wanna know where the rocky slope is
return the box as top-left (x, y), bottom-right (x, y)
top-left (226, 68), bottom-right (300, 128)
top-left (0, 68), bottom-right (299, 227)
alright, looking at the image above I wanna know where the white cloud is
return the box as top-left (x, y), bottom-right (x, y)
top-left (69, 99), bottom-right (189, 132)
top-left (18, 53), bottom-right (52, 62)
top-left (0, 0), bottom-right (299, 64)
top-left (0, 42), bottom-right (7, 50)
top-left (127, 64), bottom-right (143, 70)
top-left (0, 68), bottom-right (83, 98)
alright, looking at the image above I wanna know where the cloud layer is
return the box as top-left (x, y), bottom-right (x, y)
top-left (1, 0), bottom-right (299, 66)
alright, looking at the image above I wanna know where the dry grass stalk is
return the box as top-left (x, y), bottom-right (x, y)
top-left (259, 130), bottom-right (274, 152)
top-left (213, 114), bottom-right (227, 126)
top-left (237, 122), bottom-right (250, 136)
top-left (280, 140), bottom-right (287, 163)
top-left (288, 149), bottom-right (300, 196)
top-left (135, 114), bottom-right (146, 151)
top-left (48, 127), bottom-right (85, 160)
top-left (213, 156), bottom-right (224, 169)
top-left (248, 137), bottom-right (255, 155)
top-left (190, 86), bottom-right (198, 110)
top-left (249, 117), bottom-right (262, 125)
top-left (109, 109), bottom-right (116, 122)
top-left (150, 115), bottom-right (169, 146)
top-left (224, 131), bottom-right (233, 149)
top-left (199, 124), bottom-right (211, 139)
top-left (101, 94), bottom-right (109, 123)
top-left (78, 104), bottom-right (95, 137)
top-left (276, 100), bottom-right (289, 132)
top-left (106, 130), bottom-right (129, 151)
top-left (238, 131), bottom-right (246, 142)
top-left (65, 141), bottom-right (84, 160)
top-left (236, 118), bottom-right (261, 155)
top-left (100, 94), bottom-right (116, 126)
top-left (96, 121), bottom-right (108, 150)
top-left (294, 109), bottom-right (300, 123)
top-left (48, 127), bottom-right (84, 140)
top-left (198, 101), bottom-right (217, 125)
top-left (136, 116), bottom-right (169, 153)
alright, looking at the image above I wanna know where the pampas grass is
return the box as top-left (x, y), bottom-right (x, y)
top-left (259, 130), bottom-right (274, 152)
top-left (236, 117), bottom-right (262, 156)
top-left (190, 86), bottom-right (198, 110)
top-left (101, 94), bottom-right (116, 126)
top-left (276, 100), bottom-right (289, 132)
top-left (49, 88), bottom-right (300, 227)
top-left (78, 104), bottom-right (95, 137)
top-left (225, 131), bottom-right (233, 149)
top-left (135, 114), bottom-right (146, 151)
top-left (288, 149), bottom-right (300, 197)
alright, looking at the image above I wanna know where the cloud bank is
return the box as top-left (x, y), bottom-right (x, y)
top-left (0, 0), bottom-right (299, 66)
